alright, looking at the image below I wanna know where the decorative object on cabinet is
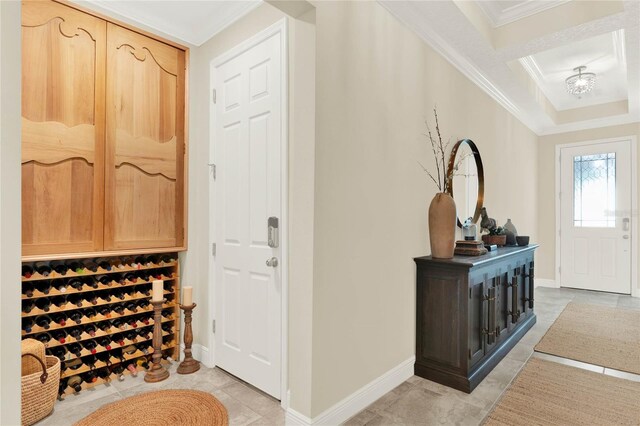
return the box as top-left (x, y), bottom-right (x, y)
top-left (446, 139), bottom-right (485, 228)
top-left (516, 236), bottom-right (530, 246)
top-left (21, 0), bottom-right (188, 257)
top-left (462, 217), bottom-right (477, 241)
top-left (414, 245), bottom-right (538, 392)
top-left (419, 108), bottom-right (457, 259)
top-left (479, 207), bottom-right (497, 233)
top-left (503, 219), bottom-right (518, 246)
top-left (482, 227), bottom-right (507, 247)
top-left (454, 240), bottom-right (487, 256)
top-left (21, 339), bottom-right (61, 426)
top-left (21, 253), bottom-right (180, 397)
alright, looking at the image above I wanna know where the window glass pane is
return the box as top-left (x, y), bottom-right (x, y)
top-left (573, 152), bottom-right (616, 227)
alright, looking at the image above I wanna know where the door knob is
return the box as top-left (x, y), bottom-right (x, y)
top-left (266, 257), bottom-right (278, 267)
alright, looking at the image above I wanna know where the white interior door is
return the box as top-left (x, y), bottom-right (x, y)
top-left (211, 28), bottom-right (283, 398)
top-left (560, 140), bottom-right (632, 294)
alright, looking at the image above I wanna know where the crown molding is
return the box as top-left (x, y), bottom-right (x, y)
top-left (477, 0), bottom-right (570, 28)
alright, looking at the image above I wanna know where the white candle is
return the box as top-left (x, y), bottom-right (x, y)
top-left (152, 280), bottom-right (164, 302)
top-left (183, 286), bottom-right (193, 306)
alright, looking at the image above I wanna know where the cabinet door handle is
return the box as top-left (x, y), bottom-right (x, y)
top-left (509, 276), bottom-right (520, 323)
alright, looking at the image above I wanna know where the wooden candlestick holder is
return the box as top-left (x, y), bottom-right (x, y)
top-left (178, 303), bottom-right (200, 374)
top-left (144, 299), bottom-right (170, 383)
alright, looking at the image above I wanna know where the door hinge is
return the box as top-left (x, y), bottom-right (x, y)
top-left (212, 89), bottom-right (217, 104)
top-left (558, 266), bottom-right (561, 274)
top-left (212, 319), bottom-right (216, 333)
top-left (212, 243), bottom-right (216, 256)
top-left (468, 349), bottom-right (472, 359)
top-left (469, 288), bottom-right (472, 298)
top-left (209, 163), bottom-right (216, 180)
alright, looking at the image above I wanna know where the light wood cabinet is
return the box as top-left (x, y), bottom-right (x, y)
top-left (21, 0), bottom-right (187, 258)
top-left (21, 0), bottom-right (106, 256)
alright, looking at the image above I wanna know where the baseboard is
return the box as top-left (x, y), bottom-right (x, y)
top-left (285, 356), bottom-right (415, 425)
top-left (535, 278), bottom-right (558, 288)
top-left (180, 343), bottom-right (214, 368)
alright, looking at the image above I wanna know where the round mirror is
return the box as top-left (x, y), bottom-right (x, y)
top-left (446, 139), bottom-right (484, 227)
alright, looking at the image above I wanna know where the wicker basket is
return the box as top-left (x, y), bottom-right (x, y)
top-left (21, 339), bottom-right (61, 426)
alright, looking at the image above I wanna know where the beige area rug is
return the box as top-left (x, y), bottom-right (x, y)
top-left (484, 358), bottom-right (640, 425)
top-left (74, 389), bottom-right (228, 426)
top-left (535, 302), bottom-right (640, 374)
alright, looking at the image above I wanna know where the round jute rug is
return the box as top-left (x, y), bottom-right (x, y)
top-left (73, 390), bottom-right (228, 426)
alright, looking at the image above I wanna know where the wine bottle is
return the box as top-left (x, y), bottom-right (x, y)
top-left (22, 300), bottom-right (35, 314)
top-left (22, 318), bottom-right (35, 333)
top-left (34, 262), bottom-right (51, 277)
top-left (164, 293), bottom-right (175, 304)
top-left (122, 256), bottom-right (136, 268)
top-left (96, 351), bottom-right (112, 365)
top-left (138, 312), bottom-right (151, 325)
top-left (136, 285), bottom-right (151, 297)
top-left (112, 289), bottom-right (125, 300)
top-left (161, 323), bottom-right (173, 334)
top-left (50, 260), bottom-right (69, 276)
top-left (161, 309), bottom-right (174, 319)
top-left (111, 273), bottom-right (125, 285)
top-left (35, 332), bottom-right (51, 345)
top-left (123, 361), bottom-right (138, 377)
top-left (134, 256), bottom-right (146, 267)
top-left (35, 280), bottom-right (52, 295)
top-left (84, 292), bottom-right (98, 306)
top-left (69, 311), bottom-right (83, 324)
top-left (68, 327), bottom-right (82, 340)
top-left (65, 260), bottom-right (84, 274)
top-left (95, 258), bottom-right (112, 272)
top-left (54, 280), bottom-right (68, 293)
top-left (136, 342), bottom-right (151, 355)
top-left (51, 313), bottom-right (67, 326)
top-left (97, 337), bottom-right (112, 351)
top-left (159, 254), bottom-right (175, 264)
top-left (96, 321), bottom-right (111, 333)
top-left (163, 281), bottom-right (173, 292)
top-left (52, 329), bottom-right (67, 344)
top-left (67, 343), bottom-right (82, 358)
top-left (66, 294), bottom-right (83, 308)
top-left (124, 301), bottom-right (138, 313)
top-left (112, 304), bottom-right (125, 316)
top-left (36, 315), bottom-right (52, 330)
top-left (136, 328), bottom-right (151, 340)
top-left (137, 299), bottom-right (151, 310)
top-left (112, 364), bottom-right (125, 381)
top-left (111, 257), bottom-right (125, 270)
top-left (112, 319), bottom-right (124, 330)
top-left (22, 282), bottom-right (35, 298)
top-left (84, 260), bottom-right (99, 273)
top-left (50, 346), bottom-right (67, 361)
top-left (84, 276), bottom-right (98, 289)
top-left (122, 344), bottom-right (137, 355)
top-left (81, 370), bottom-right (98, 385)
top-left (144, 255), bottom-right (159, 266)
top-left (95, 275), bottom-right (113, 287)
top-left (68, 278), bottom-right (84, 291)
top-left (136, 357), bottom-right (150, 370)
top-left (124, 331), bottom-right (138, 342)
top-left (83, 341), bottom-right (98, 355)
top-left (98, 292), bottom-right (112, 303)
top-left (50, 296), bottom-right (67, 308)
top-left (85, 324), bottom-right (97, 337)
top-left (35, 298), bottom-right (51, 312)
top-left (124, 273), bottom-right (138, 284)
top-left (96, 367), bottom-right (111, 382)
top-left (111, 333), bottom-right (125, 347)
top-left (84, 308), bottom-right (97, 320)
top-left (22, 264), bottom-right (34, 279)
top-left (67, 375), bottom-right (83, 392)
top-left (98, 306), bottom-right (112, 318)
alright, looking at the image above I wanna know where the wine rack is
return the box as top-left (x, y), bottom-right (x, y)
top-left (21, 253), bottom-right (180, 398)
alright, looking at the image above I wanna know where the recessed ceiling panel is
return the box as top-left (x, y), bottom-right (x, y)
top-left (519, 31), bottom-right (628, 111)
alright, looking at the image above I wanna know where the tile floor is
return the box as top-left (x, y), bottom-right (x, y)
top-left (37, 287), bottom-right (640, 426)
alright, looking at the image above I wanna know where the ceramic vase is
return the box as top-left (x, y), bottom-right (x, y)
top-left (428, 193), bottom-right (457, 259)
top-left (503, 219), bottom-right (518, 245)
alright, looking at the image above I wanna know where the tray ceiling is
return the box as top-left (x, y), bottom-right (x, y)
top-left (379, 0), bottom-right (639, 135)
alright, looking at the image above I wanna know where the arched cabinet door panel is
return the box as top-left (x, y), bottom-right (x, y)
top-left (21, 0), bottom-right (106, 255)
top-left (104, 23), bottom-right (186, 250)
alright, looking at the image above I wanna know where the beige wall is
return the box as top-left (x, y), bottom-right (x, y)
top-left (0, 1), bottom-right (23, 423)
top-left (537, 123), bottom-right (640, 292)
top-left (309, 0), bottom-right (538, 416)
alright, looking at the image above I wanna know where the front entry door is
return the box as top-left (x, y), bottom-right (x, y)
top-left (211, 26), bottom-right (283, 398)
top-left (560, 140), bottom-right (632, 294)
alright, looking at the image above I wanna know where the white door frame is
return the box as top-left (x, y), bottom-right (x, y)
top-left (208, 18), bottom-right (289, 406)
top-left (555, 136), bottom-right (638, 297)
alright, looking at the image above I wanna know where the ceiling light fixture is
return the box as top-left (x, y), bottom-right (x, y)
top-left (565, 66), bottom-right (596, 96)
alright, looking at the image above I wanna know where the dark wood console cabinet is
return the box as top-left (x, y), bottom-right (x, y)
top-left (414, 245), bottom-right (538, 393)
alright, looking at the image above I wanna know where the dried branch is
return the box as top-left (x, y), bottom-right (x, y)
top-left (423, 123), bottom-right (442, 191)
top-left (417, 161), bottom-right (440, 189)
top-left (433, 108), bottom-right (447, 193)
